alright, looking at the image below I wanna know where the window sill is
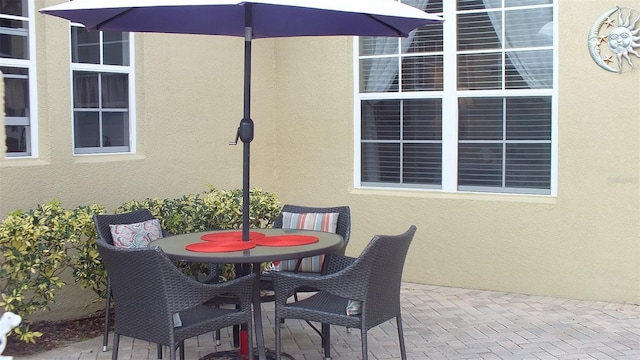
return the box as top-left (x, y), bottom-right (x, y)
top-left (0, 158), bottom-right (50, 168)
top-left (350, 187), bottom-right (557, 204)
top-left (73, 153), bottom-right (146, 164)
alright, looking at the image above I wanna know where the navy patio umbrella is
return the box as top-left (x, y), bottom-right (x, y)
top-left (40, 0), bottom-right (442, 242)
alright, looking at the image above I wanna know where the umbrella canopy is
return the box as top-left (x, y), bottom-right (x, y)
top-left (39, 0), bottom-right (442, 37)
top-left (40, 0), bottom-right (442, 243)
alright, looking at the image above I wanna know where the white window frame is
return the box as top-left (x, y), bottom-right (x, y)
top-left (69, 24), bottom-right (136, 155)
top-left (1, 0), bottom-right (38, 158)
top-left (354, 0), bottom-right (557, 196)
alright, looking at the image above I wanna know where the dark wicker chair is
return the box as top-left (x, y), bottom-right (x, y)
top-left (273, 204), bottom-right (351, 256)
top-left (271, 225), bottom-right (417, 360)
top-left (94, 209), bottom-right (169, 355)
top-left (263, 205), bottom-right (351, 334)
top-left (265, 205), bottom-right (351, 285)
top-left (96, 239), bottom-right (256, 360)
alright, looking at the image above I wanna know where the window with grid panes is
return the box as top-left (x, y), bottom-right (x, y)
top-left (1, 0), bottom-right (36, 157)
top-left (71, 25), bottom-right (133, 154)
top-left (357, 0), bottom-right (555, 195)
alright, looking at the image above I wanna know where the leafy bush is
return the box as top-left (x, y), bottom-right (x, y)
top-left (0, 186), bottom-right (281, 343)
top-left (118, 185), bottom-right (281, 233)
top-left (67, 204), bottom-right (109, 298)
top-left (119, 185), bottom-right (281, 279)
top-left (0, 201), bottom-right (105, 343)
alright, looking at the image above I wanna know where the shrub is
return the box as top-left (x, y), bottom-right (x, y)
top-left (0, 186), bottom-right (280, 344)
top-left (67, 204), bottom-right (108, 298)
top-left (0, 200), bottom-right (105, 343)
top-left (118, 185), bottom-right (281, 233)
top-left (119, 185), bottom-right (281, 279)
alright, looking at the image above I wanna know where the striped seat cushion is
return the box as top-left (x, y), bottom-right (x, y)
top-left (278, 212), bottom-right (339, 273)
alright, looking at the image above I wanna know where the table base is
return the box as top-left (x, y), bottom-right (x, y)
top-left (200, 349), bottom-right (295, 360)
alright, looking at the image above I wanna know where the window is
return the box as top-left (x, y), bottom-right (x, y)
top-left (357, 0), bottom-right (555, 195)
top-left (71, 25), bottom-right (133, 154)
top-left (1, 0), bottom-right (36, 157)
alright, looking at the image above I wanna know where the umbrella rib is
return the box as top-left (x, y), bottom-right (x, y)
top-left (94, 8), bottom-right (136, 31)
top-left (367, 14), bottom-right (407, 37)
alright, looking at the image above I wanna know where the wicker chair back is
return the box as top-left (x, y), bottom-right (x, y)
top-left (96, 240), bottom-right (255, 360)
top-left (272, 225), bottom-right (417, 360)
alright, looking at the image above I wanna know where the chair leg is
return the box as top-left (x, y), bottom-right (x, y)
top-left (212, 300), bottom-right (222, 345)
top-left (248, 321), bottom-right (254, 360)
top-left (157, 344), bottom-right (163, 359)
top-left (111, 334), bottom-right (119, 360)
top-left (168, 342), bottom-right (181, 360)
top-left (360, 328), bottom-right (368, 360)
top-left (233, 325), bottom-right (240, 347)
top-left (275, 316), bottom-right (282, 360)
top-left (396, 315), bottom-right (407, 360)
top-left (322, 323), bottom-right (331, 360)
top-left (103, 282), bottom-right (112, 352)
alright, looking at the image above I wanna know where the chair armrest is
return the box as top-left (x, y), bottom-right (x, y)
top-left (291, 249), bottom-right (352, 274)
top-left (322, 253), bottom-right (357, 275)
top-left (166, 272), bottom-right (256, 314)
top-left (271, 263), bottom-right (365, 305)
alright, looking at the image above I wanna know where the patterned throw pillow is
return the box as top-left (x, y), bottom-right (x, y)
top-left (109, 219), bottom-right (164, 248)
top-left (278, 212), bottom-right (339, 273)
top-left (346, 300), bottom-right (362, 316)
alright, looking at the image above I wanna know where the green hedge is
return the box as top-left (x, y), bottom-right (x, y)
top-left (0, 186), bottom-right (280, 343)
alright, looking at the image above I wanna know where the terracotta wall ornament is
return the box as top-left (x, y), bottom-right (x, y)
top-left (588, 6), bottom-right (640, 73)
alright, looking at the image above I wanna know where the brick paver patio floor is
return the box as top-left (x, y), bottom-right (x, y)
top-left (15, 283), bottom-right (640, 360)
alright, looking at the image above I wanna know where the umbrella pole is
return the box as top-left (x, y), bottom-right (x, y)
top-left (240, 6), bottom-right (254, 243)
top-left (239, 14), bottom-right (268, 360)
top-left (239, 8), bottom-right (267, 360)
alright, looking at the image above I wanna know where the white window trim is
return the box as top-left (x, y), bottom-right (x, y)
top-left (2, 0), bottom-right (38, 158)
top-left (69, 25), bottom-right (136, 156)
top-left (353, 1), bottom-right (558, 197)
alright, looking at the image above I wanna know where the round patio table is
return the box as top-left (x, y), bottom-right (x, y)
top-left (151, 228), bottom-right (344, 360)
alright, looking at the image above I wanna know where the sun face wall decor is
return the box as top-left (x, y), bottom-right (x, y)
top-left (588, 6), bottom-right (640, 73)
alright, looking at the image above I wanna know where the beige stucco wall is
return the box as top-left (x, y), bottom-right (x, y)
top-left (1, 1), bottom-right (281, 211)
top-left (0, 0), bottom-right (639, 321)
top-left (0, 1), bottom-right (280, 320)
top-left (269, 0), bottom-right (640, 305)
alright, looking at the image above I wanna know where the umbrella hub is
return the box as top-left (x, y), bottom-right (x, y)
top-left (230, 118), bottom-right (254, 145)
top-left (239, 118), bottom-right (254, 144)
